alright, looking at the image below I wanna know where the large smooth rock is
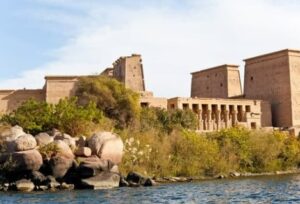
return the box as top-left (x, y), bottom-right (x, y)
top-left (12, 149), bottom-right (43, 172)
top-left (16, 179), bottom-right (35, 192)
top-left (53, 140), bottom-right (74, 158)
top-left (49, 155), bottom-right (74, 179)
top-left (77, 157), bottom-right (114, 178)
top-left (81, 172), bottom-right (120, 189)
top-left (54, 134), bottom-right (76, 150)
top-left (1, 125), bottom-right (25, 141)
top-left (100, 137), bottom-right (124, 164)
top-left (12, 134), bottom-right (37, 152)
top-left (75, 147), bottom-right (92, 157)
top-left (87, 132), bottom-right (124, 164)
top-left (44, 140), bottom-right (75, 179)
top-left (35, 133), bottom-right (53, 147)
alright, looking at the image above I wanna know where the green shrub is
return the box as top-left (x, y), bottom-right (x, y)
top-left (38, 142), bottom-right (59, 159)
top-left (1, 100), bottom-right (54, 135)
top-left (140, 107), bottom-right (198, 133)
top-left (1, 98), bottom-right (106, 136)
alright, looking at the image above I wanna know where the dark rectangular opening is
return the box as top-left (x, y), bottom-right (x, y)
top-left (251, 122), bottom-right (257, 129)
top-left (182, 103), bottom-right (189, 110)
top-left (246, 105), bottom-right (251, 112)
top-left (237, 105), bottom-right (243, 122)
top-left (140, 102), bottom-right (149, 108)
top-left (212, 104), bottom-right (217, 120)
top-left (221, 105), bottom-right (226, 120)
top-left (192, 104), bottom-right (199, 113)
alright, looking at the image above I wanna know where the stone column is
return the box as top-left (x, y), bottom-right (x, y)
top-left (216, 110), bottom-right (221, 130)
top-left (198, 109), bottom-right (202, 131)
top-left (207, 110), bottom-right (211, 131)
top-left (224, 110), bottom-right (229, 128)
top-left (233, 110), bottom-right (238, 126)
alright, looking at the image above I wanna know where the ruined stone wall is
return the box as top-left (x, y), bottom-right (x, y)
top-left (125, 55), bottom-right (145, 92)
top-left (113, 54), bottom-right (145, 92)
top-left (191, 65), bottom-right (242, 98)
top-left (288, 52), bottom-right (300, 126)
top-left (0, 89), bottom-right (45, 114)
top-left (45, 76), bottom-right (78, 104)
top-left (244, 50), bottom-right (293, 127)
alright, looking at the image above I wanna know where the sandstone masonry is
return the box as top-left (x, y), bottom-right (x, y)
top-left (1, 49), bottom-right (300, 135)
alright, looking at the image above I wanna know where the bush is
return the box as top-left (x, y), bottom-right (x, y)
top-left (1, 100), bottom-right (53, 135)
top-left (1, 98), bottom-right (106, 136)
top-left (140, 107), bottom-right (198, 133)
top-left (76, 76), bottom-right (140, 128)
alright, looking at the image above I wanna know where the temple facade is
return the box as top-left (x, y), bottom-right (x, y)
top-left (1, 49), bottom-right (300, 135)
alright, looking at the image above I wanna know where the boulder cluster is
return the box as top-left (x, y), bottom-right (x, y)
top-left (0, 126), bottom-right (154, 192)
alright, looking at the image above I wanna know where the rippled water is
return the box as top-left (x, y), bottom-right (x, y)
top-left (1, 174), bottom-right (300, 203)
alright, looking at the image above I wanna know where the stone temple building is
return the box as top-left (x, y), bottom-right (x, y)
top-left (0, 49), bottom-right (300, 135)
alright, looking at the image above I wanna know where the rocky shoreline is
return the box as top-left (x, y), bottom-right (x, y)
top-left (153, 169), bottom-right (300, 184)
top-left (0, 126), bottom-right (299, 192)
top-left (0, 126), bottom-right (156, 192)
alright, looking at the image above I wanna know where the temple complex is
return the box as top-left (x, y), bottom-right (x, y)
top-left (1, 49), bottom-right (300, 135)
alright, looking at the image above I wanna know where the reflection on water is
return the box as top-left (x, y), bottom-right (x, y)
top-left (1, 174), bottom-right (300, 203)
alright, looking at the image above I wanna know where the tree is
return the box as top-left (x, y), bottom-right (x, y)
top-left (76, 76), bottom-right (140, 128)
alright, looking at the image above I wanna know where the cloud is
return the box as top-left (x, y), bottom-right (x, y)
top-left (1, 0), bottom-right (300, 97)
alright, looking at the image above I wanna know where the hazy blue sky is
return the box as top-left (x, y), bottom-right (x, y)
top-left (1, 0), bottom-right (300, 97)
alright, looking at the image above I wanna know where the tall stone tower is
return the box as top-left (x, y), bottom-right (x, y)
top-left (191, 64), bottom-right (242, 98)
top-left (112, 54), bottom-right (145, 92)
top-left (244, 49), bottom-right (300, 127)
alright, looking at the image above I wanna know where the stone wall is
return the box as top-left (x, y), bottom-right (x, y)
top-left (191, 64), bottom-right (242, 98)
top-left (0, 89), bottom-right (45, 114)
top-left (113, 54), bottom-right (145, 92)
top-left (45, 76), bottom-right (79, 104)
top-left (288, 52), bottom-right (300, 126)
top-left (140, 96), bottom-right (168, 109)
top-left (244, 49), bottom-right (297, 127)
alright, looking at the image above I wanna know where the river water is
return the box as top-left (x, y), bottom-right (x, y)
top-left (1, 174), bottom-right (300, 203)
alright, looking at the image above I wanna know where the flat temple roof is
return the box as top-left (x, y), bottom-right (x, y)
top-left (191, 64), bottom-right (239, 75)
top-left (244, 49), bottom-right (300, 61)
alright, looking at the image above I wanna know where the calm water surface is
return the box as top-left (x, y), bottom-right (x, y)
top-left (1, 174), bottom-right (300, 203)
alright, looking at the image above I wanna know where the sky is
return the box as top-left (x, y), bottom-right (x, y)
top-left (1, 0), bottom-right (300, 97)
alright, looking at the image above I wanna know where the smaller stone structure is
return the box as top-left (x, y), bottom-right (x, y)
top-left (168, 97), bottom-right (272, 131)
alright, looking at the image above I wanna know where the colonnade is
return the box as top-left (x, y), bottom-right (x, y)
top-left (187, 103), bottom-right (250, 131)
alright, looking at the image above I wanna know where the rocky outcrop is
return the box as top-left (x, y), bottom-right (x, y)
top-left (12, 149), bottom-right (43, 172)
top-left (75, 147), bottom-right (92, 157)
top-left (0, 127), bottom-right (137, 192)
top-left (88, 132), bottom-right (124, 164)
top-left (52, 140), bottom-right (74, 158)
top-left (35, 133), bottom-right (53, 147)
top-left (54, 134), bottom-right (76, 150)
top-left (12, 134), bottom-right (37, 152)
top-left (49, 155), bottom-right (74, 179)
top-left (77, 157), bottom-right (113, 178)
top-left (1, 125), bottom-right (25, 141)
